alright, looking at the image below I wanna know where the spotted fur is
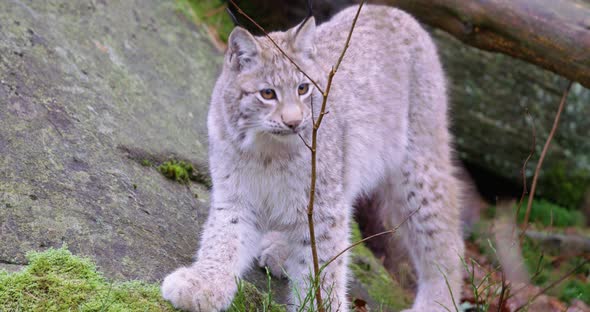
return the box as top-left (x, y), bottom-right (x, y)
top-left (162, 5), bottom-right (464, 311)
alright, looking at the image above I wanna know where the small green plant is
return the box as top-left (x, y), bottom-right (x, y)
top-left (158, 160), bottom-right (193, 183)
top-left (229, 270), bottom-right (286, 312)
top-left (515, 199), bottom-right (586, 227)
top-left (559, 278), bottom-right (590, 304)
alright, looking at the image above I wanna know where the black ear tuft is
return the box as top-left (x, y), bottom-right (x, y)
top-left (296, 0), bottom-right (314, 35)
top-left (226, 7), bottom-right (241, 27)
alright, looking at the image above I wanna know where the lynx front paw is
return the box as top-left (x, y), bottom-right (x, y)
top-left (161, 266), bottom-right (236, 312)
top-left (257, 231), bottom-right (291, 278)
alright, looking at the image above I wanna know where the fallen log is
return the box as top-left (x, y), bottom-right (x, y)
top-left (377, 0), bottom-right (590, 88)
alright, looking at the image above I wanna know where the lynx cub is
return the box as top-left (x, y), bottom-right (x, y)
top-left (162, 4), bottom-right (464, 311)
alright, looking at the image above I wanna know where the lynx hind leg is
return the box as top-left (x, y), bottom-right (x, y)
top-left (258, 231), bottom-right (291, 278)
top-left (389, 154), bottom-right (464, 312)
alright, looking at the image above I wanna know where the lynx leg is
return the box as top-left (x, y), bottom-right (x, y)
top-left (258, 231), bottom-right (292, 278)
top-left (284, 214), bottom-right (350, 312)
top-left (391, 154), bottom-right (464, 312)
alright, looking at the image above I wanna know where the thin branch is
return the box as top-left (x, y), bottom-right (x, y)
top-left (298, 133), bottom-right (312, 150)
top-left (332, 2), bottom-right (364, 75)
top-left (304, 3), bottom-right (365, 310)
top-left (521, 81), bottom-right (573, 233)
top-left (228, 0), bottom-right (324, 94)
top-left (322, 206), bottom-right (419, 270)
top-left (516, 109), bottom-right (536, 213)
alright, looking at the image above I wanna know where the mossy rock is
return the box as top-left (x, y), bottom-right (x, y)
top-left (0, 0), bottom-right (218, 282)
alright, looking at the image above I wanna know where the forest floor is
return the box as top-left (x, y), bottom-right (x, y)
top-left (454, 203), bottom-right (590, 312)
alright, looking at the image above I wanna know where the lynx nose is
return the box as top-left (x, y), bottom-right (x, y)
top-left (282, 116), bottom-right (302, 129)
top-left (281, 105), bottom-right (303, 129)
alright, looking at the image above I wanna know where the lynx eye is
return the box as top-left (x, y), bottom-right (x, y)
top-left (298, 83), bottom-right (310, 96)
top-left (260, 88), bottom-right (277, 100)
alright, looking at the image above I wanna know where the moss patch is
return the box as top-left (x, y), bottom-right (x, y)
top-left (158, 160), bottom-right (212, 187)
top-left (229, 278), bottom-right (286, 312)
top-left (0, 247), bottom-right (287, 312)
top-left (158, 160), bottom-right (194, 183)
top-left (349, 224), bottom-right (411, 311)
top-left (541, 162), bottom-right (590, 210)
top-left (0, 247), bottom-right (177, 311)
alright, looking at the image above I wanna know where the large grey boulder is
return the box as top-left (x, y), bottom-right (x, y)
top-left (0, 1), bottom-right (410, 310)
top-left (0, 0), bottom-right (218, 281)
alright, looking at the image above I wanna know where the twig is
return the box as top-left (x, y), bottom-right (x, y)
top-left (322, 207), bottom-right (419, 270)
top-left (515, 109), bottom-right (536, 219)
top-left (304, 3), bottom-right (365, 310)
top-left (228, 0), bottom-right (324, 94)
top-left (521, 81), bottom-right (572, 233)
top-left (298, 133), bottom-right (312, 150)
top-left (497, 271), bottom-right (509, 312)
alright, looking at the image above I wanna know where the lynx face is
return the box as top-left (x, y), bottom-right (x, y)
top-left (234, 68), bottom-right (313, 137)
top-left (221, 19), bottom-right (320, 144)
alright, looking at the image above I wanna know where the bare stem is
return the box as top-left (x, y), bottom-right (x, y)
top-left (322, 207), bottom-right (419, 270)
top-left (304, 2), bottom-right (364, 311)
top-left (521, 81), bottom-right (572, 233)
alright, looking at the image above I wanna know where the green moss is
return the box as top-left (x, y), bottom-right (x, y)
top-left (516, 199), bottom-right (586, 228)
top-left (559, 278), bottom-right (590, 305)
top-left (229, 279), bottom-right (286, 312)
top-left (0, 247), bottom-right (289, 311)
top-left (542, 162), bottom-right (590, 210)
top-left (349, 224), bottom-right (411, 311)
top-left (0, 247), bottom-right (178, 311)
top-left (158, 160), bottom-right (194, 183)
top-left (141, 159), bottom-right (153, 167)
top-left (485, 200), bottom-right (586, 228)
top-left (177, 0), bottom-right (234, 43)
top-left (157, 159), bottom-right (212, 187)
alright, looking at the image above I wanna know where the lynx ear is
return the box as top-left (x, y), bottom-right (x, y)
top-left (290, 17), bottom-right (316, 58)
top-left (227, 27), bottom-right (260, 71)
